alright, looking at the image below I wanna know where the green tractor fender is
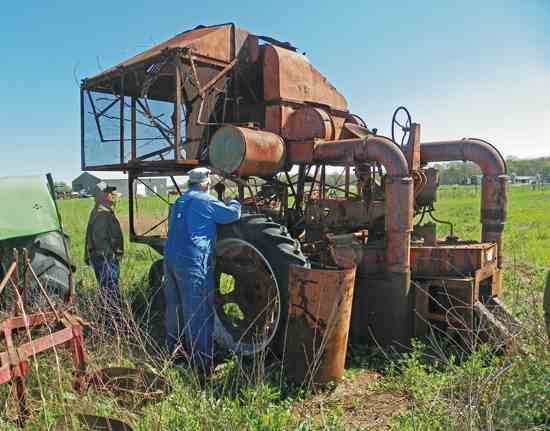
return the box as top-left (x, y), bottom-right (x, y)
top-left (0, 175), bottom-right (73, 302)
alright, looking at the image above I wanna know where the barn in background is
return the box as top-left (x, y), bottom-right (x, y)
top-left (72, 172), bottom-right (167, 197)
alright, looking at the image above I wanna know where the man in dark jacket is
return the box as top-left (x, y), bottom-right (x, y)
top-left (85, 182), bottom-right (124, 308)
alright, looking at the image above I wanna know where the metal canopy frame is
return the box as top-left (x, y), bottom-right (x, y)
top-left (81, 47), bottom-right (235, 251)
top-left (80, 47), bottom-right (231, 173)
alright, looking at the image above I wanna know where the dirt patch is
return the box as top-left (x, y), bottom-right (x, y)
top-left (294, 370), bottom-right (408, 430)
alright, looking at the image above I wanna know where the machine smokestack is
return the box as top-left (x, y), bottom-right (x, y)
top-left (314, 133), bottom-right (415, 347)
top-left (420, 138), bottom-right (507, 267)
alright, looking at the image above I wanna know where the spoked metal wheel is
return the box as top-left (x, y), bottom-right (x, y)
top-left (391, 105), bottom-right (412, 148)
top-left (213, 238), bottom-right (280, 356)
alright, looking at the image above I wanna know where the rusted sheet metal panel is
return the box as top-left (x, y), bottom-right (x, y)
top-left (350, 274), bottom-right (370, 343)
top-left (286, 265), bottom-right (356, 384)
top-left (413, 277), bottom-right (475, 338)
top-left (331, 116), bottom-right (347, 140)
top-left (88, 25), bottom-right (234, 84)
top-left (264, 104), bottom-right (295, 135)
top-left (327, 232), bottom-right (365, 269)
top-left (490, 268), bottom-right (502, 297)
top-left (340, 115), bottom-right (366, 139)
top-left (411, 242), bottom-right (498, 276)
top-left (415, 277), bottom-right (475, 322)
top-left (286, 141), bottom-right (314, 164)
top-left (413, 279), bottom-right (431, 337)
top-left (413, 264), bottom-right (502, 340)
top-left (350, 273), bottom-right (413, 348)
top-left (263, 45), bottom-right (348, 111)
top-left (304, 199), bottom-right (382, 239)
top-left (357, 246), bottom-right (386, 275)
top-left (283, 107), bottom-right (334, 141)
top-left (305, 199), bottom-right (369, 230)
top-left (209, 126), bottom-right (285, 177)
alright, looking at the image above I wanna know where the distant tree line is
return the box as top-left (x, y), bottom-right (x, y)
top-left (433, 157), bottom-right (550, 185)
top-left (54, 181), bottom-right (71, 193)
top-left (506, 157), bottom-right (550, 177)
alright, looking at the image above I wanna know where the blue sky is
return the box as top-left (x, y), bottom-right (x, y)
top-left (0, 0), bottom-right (548, 182)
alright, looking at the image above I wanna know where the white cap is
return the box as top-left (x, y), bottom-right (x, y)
top-left (188, 167), bottom-right (211, 185)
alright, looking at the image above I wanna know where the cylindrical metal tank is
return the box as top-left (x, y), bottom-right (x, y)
top-left (283, 107), bottom-right (334, 141)
top-left (285, 264), bottom-right (356, 384)
top-left (209, 126), bottom-right (285, 177)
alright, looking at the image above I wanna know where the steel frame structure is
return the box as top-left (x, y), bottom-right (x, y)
top-left (0, 250), bottom-right (86, 424)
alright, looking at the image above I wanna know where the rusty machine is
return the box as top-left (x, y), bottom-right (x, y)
top-left (80, 23), bottom-right (509, 359)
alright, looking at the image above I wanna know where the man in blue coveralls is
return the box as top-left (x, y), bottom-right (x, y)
top-left (164, 167), bottom-right (241, 373)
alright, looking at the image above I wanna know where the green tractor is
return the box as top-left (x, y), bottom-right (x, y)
top-left (0, 174), bottom-right (73, 304)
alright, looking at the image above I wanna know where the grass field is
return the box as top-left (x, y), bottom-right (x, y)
top-left (1, 185), bottom-right (549, 430)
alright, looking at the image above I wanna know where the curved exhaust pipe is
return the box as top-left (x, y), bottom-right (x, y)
top-left (421, 139), bottom-right (507, 267)
top-left (420, 138), bottom-right (506, 175)
top-left (314, 134), bottom-right (414, 347)
top-left (313, 136), bottom-right (410, 177)
top-left (314, 135), bottom-right (413, 273)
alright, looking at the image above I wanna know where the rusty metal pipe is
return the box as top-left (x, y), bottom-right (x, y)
top-left (420, 139), bottom-right (506, 176)
top-left (314, 136), bottom-right (413, 273)
top-left (420, 139), bottom-right (507, 267)
top-left (313, 136), bottom-right (409, 177)
top-left (314, 135), bottom-right (414, 347)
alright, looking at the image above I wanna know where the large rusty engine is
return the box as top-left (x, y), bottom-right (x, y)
top-left (81, 23), bottom-right (508, 356)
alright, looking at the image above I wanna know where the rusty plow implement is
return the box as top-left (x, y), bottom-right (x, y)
top-left (0, 250), bottom-right (86, 425)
